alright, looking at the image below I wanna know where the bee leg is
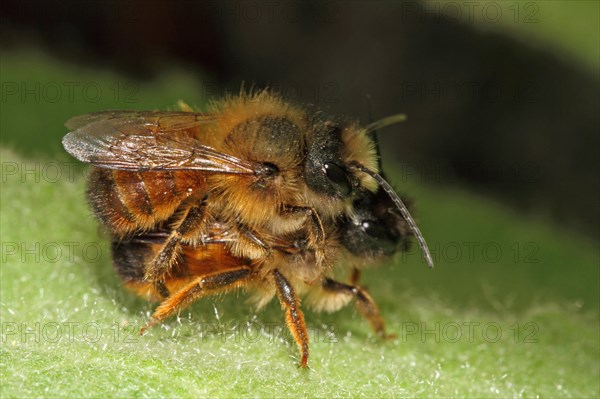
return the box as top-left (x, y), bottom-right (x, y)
top-left (145, 199), bottom-right (209, 297)
top-left (322, 278), bottom-right (395, 339)
top-left (272, 269), bottom-right (310, 368)
top-left (238, 224), bottom-right (272, 255)
top-left (282, 205), bottom-right (326, 265)
top-left (141, 267), bottom-right (252, 334)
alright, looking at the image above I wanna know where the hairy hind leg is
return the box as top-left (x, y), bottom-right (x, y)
top-left (141, 266), bottom-right (252, 333)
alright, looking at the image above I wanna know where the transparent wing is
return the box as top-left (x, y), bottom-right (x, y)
top-left (63, 111), bottom-right (258, 174)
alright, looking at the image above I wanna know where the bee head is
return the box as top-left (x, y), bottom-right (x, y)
top-left (343, 110), bottom-right (433, 268)
top-left (340, 187), bottom-right (413, 259)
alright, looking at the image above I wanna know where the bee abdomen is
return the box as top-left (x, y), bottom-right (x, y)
top-left (88, 168), bottom-right (139, 235)
top-left (88, 169), bottom-right (183, 235)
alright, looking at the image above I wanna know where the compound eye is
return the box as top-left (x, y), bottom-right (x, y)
top-left (323, 162), bottom-right (351, 196)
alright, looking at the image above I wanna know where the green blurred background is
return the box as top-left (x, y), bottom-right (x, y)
top-left (1, 1), bottom-right (598, 397)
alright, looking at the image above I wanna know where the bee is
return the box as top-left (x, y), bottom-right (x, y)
top-left (62, 90), bottom-right (432, 367)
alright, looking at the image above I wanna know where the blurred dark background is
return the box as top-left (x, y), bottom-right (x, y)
top-left (1, 0), bottom-right (599, 238)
